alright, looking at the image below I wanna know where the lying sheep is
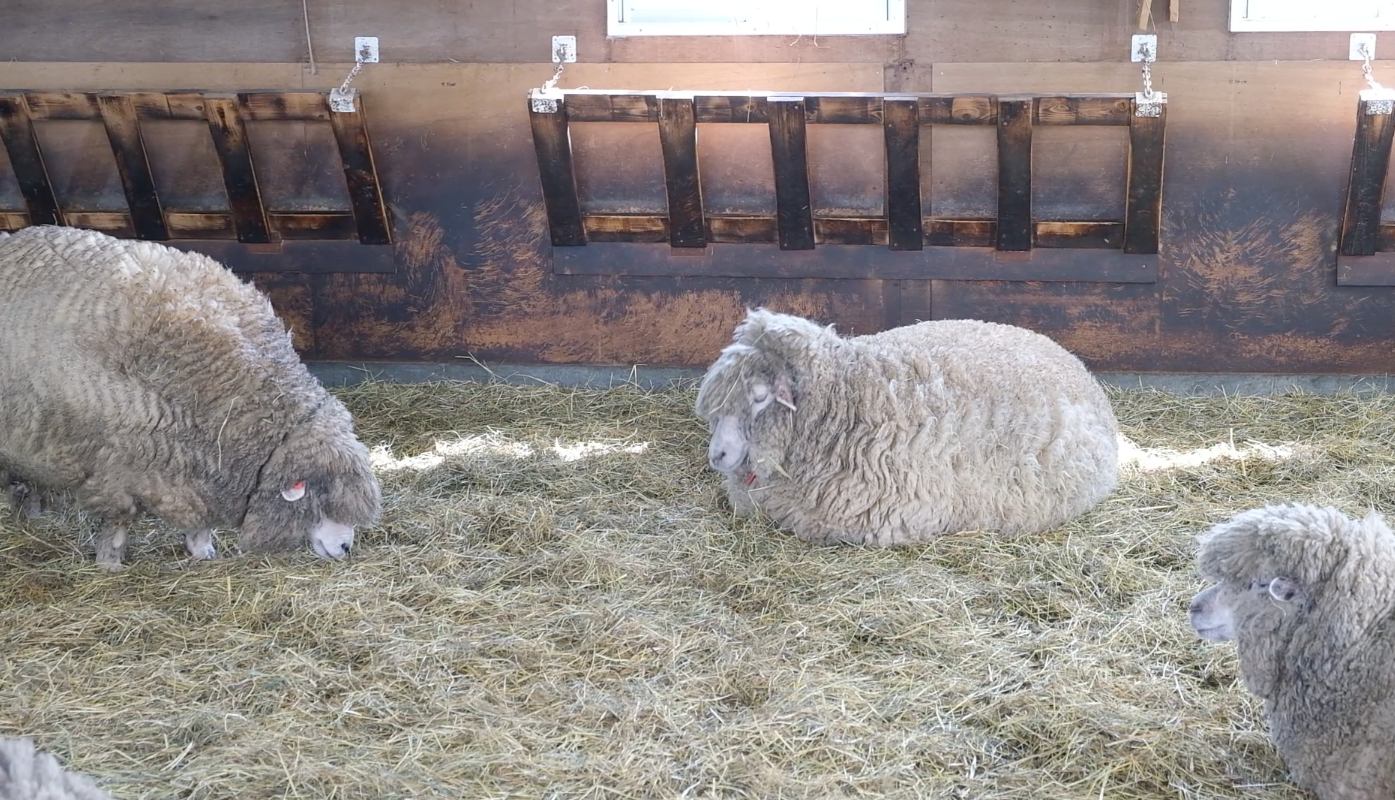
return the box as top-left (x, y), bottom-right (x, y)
top-left (694, 308), bottom-right (1119, 545)
top-left (0, 226), bottom-right (381, 568)
top-left (1189, 503), bottom-right (1395, 800)
top-left (0, 737), bottom-right (112, 800)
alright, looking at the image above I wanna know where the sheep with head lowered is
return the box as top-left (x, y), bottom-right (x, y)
top-left (0, 225), bottom-right (381, 569)
top-left (0, 737), bottom-right (112, 800)
top-left (1189, 503), bottom-right (1395, 800)
top-left (694, 308), bottom-right (1119, 545)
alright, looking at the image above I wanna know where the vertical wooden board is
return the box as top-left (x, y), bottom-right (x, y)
top-left (657, 95), bottom-right (706, 248)
top-left (1339, 102), bottom-right (1395, 257)
top-left (328, 101), bottom-right (392, 245)
top-left (528, 99), bottom-right (586, 246)
top-left (995, 97), bottom-right (1032, 251)
top-left (767, 97), bottom-right (814, 251)
top-left (96, 93), bottom-right (167, 239)
top-left (0, 95), bottom-right (62, 226)
top-left (1124, 104), bottom-right (1167, 255)
top-left (205, 96), bottom-right (271, 243)
top-left (883, 98), bottom-right (922, 251)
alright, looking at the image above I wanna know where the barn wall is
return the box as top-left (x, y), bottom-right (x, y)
top-left (1, 1), bottom-right (1392, 374)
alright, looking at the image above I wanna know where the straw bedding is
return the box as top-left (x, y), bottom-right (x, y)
top-left (3, 381), bottom-right (1392, 799)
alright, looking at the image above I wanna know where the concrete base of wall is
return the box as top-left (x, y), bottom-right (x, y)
top-left (308, 361), bottom-right (1395, 396)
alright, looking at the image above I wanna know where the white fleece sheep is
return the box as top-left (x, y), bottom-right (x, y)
top-left (0, 737), bottom-right (112, 800)
top-left (1189, 503), bottom-right (1395, 800)
top-left (694, 308), bottom-right (1120, 545)
top-left (0, 226), bottom-right (380, 568)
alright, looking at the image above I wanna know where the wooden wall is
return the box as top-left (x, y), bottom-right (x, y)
top-left (1, 0), bottom-right (1393, 374)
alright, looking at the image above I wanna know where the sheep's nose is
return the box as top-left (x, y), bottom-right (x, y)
top-left (1188, 598), bottom-right (1204, 614)
top-left (710, 449), bottom-right (727, 468)
top-left (339, 542), bottom-right (351, 556)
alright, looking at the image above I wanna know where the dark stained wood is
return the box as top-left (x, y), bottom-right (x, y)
top-left (1337, 251), bottom-right (1395, 286)
top-left (182, 239), bottom-right (397, 274)
top-left (21, 91), bottom-right (100, 120)
top-left (584, 214), bottom-right (668, 243)
top-left (204, 95), bottom-right (272, 243)
top-left (767, 97), bottom-right (815, 251)
top-left (165, 210), bottom-right (236, 239)
top-left (657, 95), bottom-right (705, 248)
top-left (1338, 100), bottom-right (1395, 257)
top-left (920, 96), bottom-right (996, 125)
top-left (1034, 221), bottom-right (1123, 249)
top-left (815, 217), bottom-right (888, 246)
top-left (804, 96), bottom-right (882, 124)
top-left (995, 98), bottom-right (1033, 251)
top-left (61, 210), bottom-right (130, 233)
top-left (1124, 103), bottom-right (1167, 255)
top-left (269, 212), bottom-right (362, 240)
top-left (563, 93), bottom-right (658, 122)
top-left (96, 93), bottom-right (168, 240)
top-left (695, 95), bottom-right (768, 124)
top-left (46, 210), bottom-right (362, 242)
top-left (706, 215), bottom-right (778, 244)
top-left (554, 241), bottom-right (1157, 282)
top-left (327, 98), bottom-right (392, 245)
top-left (0, 94), bottom-right (62, 226)
top-left (528, 95), bottom-right (586, 247)
top-left (883, 98), bottom-right (923, 251)
top-left (925, 219), bottom-right (996, 248)
top-left (1035, 95), bottom-right (1131, 126)
top-left (240, 92), bottom-right (332, 122)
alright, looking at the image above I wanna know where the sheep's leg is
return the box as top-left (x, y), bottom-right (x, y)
top-left (95, 524), bottom-right (128, 572)
top-left (9, 482), bottom-right (44, 519)
top-left (184, 529), bottom-right (217, 561)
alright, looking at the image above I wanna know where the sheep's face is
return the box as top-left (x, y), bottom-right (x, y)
top-left (696, 347), bottom-right (797, 476)
top-left (239, 404), bottom-right (383, 560)
top-left (1189, 577), bottom-right (1303, 643)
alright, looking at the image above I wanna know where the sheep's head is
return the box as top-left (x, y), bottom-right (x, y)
top-left (1189, 503), bottom-right (1395, 696)
top-left (240, 399), bottom-right (383, 560)
top-left (695, 308), bottom-right (831, 477)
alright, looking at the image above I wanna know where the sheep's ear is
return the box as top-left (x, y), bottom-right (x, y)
top-left (1268, 577), bottom-right (1299, 602)
top-left (774, 371), bottom-right (796, 412)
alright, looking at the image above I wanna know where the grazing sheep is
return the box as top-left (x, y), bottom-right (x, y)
top-left (0, 226), bottom-right (381, 569)
top-left (0, 737), bottom-right (112, 800)
top-left (1189, 503), bottom-right (1395, 800)
top-left (694, 308), bottom-right (1119, 545)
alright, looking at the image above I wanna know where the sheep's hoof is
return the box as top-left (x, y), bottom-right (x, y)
top-left (184, 530), bottom-right (218, 561)
top-left (95, 557), bottom-right (127, 573)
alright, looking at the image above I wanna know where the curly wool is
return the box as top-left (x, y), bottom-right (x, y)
top-left (0, 225), bottom-right (379, 559)
top-left (1197, 504), bottom-right (1395, 800)
top-left (0, 737), bottom-right (111, 800)
top-left (696, 309), bottom-right (1120, 546)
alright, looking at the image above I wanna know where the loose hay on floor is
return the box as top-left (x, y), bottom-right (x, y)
top-left (4, 383), bottom-right (1393, 799)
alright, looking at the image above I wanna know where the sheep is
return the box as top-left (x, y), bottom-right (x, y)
top-left (0, 225), bottom-right (381, 569)
top-left (694, 308), bottom-right (1119, 545)
top-left (1188, 503), bottom-right (1395, 800)
top-left (0, 737), bottom-right (112, 800)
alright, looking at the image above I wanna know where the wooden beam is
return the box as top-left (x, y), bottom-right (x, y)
top-left (767, 97), bottom-right (815, 250)
top-left (657, 95), bottom-right (706, 248)
top-left (882, 97), bottom-right (923, 251)
top-left (0, 94), bottom-right (62, 226)
top-left (528, 94), bottom-right (586, 247)
top-left (327, 96), bottom-right (392, 245)
top-left (204, 95), bottom-right (272, 244)
top-left (1138, 0), bottom-right (1153, 29)
top-left (0, 211), bottom-right (30, 231)
top-left (96, 93), bottom-right (167, 240)
top-left (995, 97), bottom-right (1033, 251)
top-left (1339, 100), bottom-right (1395, 257)
top-left (1124, 102), bottom-right (1167, 255)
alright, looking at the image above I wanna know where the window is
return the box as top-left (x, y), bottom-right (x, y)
top-left (606, 0), bottom-right (906, 37)
top-left (1229, 0), bottom-right (1394, 32)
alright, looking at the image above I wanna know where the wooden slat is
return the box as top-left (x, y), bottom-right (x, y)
top-left (657, 95), bottom-right (706, 248)
top-left (241, 92), bottom-right (332, 122)
top-left (0, 211), bottom-right (30, 231)
top-left (1124, 102), bottom-right (1168, 255)
top-left (1034, 221), bottom-right (1123, 249)
top-left (165, 211), bottom-right (236, 239)
top-left (1035, 96), bottom-right (1131, 126)
top-left (995, 97), bottom-right (1033, 251)
top-left (804, 96), bottom-right (882, 124)
top-left (925, 219), bottom-right (996, 248)
top-left (327, 98), bottom-right (392, 245)
top-left (97, 93), bottom-right (168, 240)
top-left (528, 96), bottom-right (586, 247)
top-left (21, 91), bottom-right (99, 120)
top-left (62, 210), bottom-right (131, 233)
top-left (883, 98), bottom-right (923, 251)
top-left (695, 95), bottom-right (768, 124)
top-left (920, 96), bottom-right (997, 125)
top-left (815, 217), bottom-right (888, 246)
top-left (584, 214), bottom-right (668, 243)
top-left (561, 93), bottom-right (658, 123)
top-left (706, 215), bottom-right (777, 243)
top-left (554, 242), bottom-right (1158, 283)
top-left (28, 210), bottom-right (361, 242)
top-left (0, 95), bottom-right (62, 226)
top-left (270, 212), bottom-right (360, 240)
top-left (1339, 100), bottom-right (1395, 257)
top-left (767, 97), bottom-right (815, 250)
top-left (204, 95), bottom-right (272, 243)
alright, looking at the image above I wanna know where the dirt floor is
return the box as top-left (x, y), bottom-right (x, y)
top-left (6, 382), bottom-right (1392, 799)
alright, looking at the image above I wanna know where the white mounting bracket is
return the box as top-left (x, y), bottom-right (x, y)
top-left (1131, 34), bottom-right (1157, 62)
top-left (356, 36), bottom-right (380, 63)
top-left (1350, 33), bottom-right (1376, 61)
top-left (552, 35), bottom-right (577, 64)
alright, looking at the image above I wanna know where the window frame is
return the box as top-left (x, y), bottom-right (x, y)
top-left (1228, 0), bottom-right (1395, 32)
top-left (605, 0), bottom-right (907, 37)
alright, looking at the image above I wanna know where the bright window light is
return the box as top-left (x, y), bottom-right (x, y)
top-left (1229, 0), bottom-right (1394, 31)
top-left (606, 0), bottom-right (907, 37)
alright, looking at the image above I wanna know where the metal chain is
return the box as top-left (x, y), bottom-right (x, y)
top-left (1360, 43), bottom-right (1383, 91)
top-left (1139, 41), bottom-right (1155, 100)
top-left (541, 61), bottom-right (565, 93)
top-left (337, 60), bottom-right (364, 95)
